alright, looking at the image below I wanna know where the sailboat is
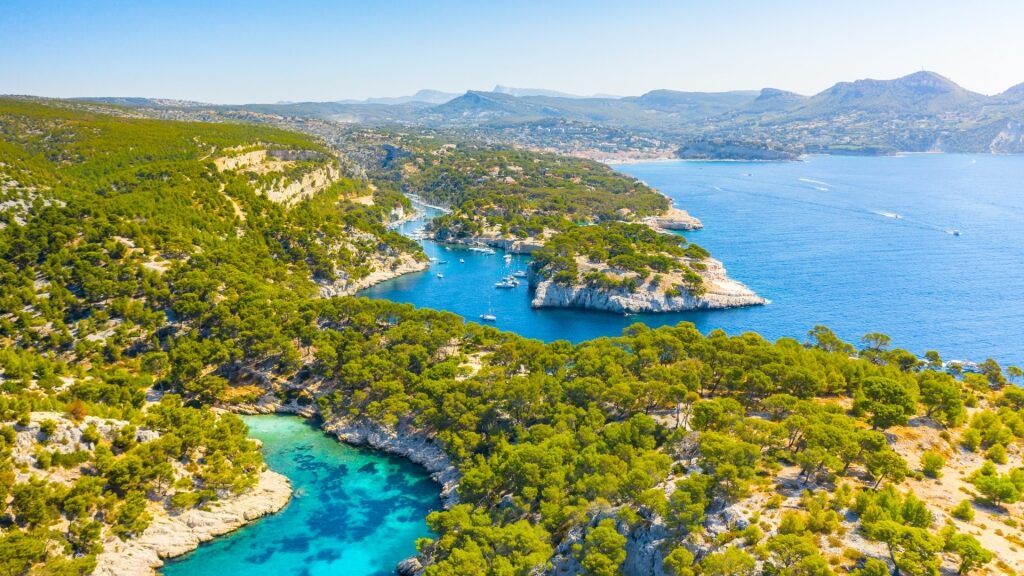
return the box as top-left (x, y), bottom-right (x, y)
top-left (480, 298), bottom-right (496, 322)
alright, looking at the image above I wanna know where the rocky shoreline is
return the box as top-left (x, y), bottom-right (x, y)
top-left (318, 205), bottom-right (431, 296)
top-left (321, 416), bottom-right (460, 508)
top-left (642, 207), bottom-right (703, 231)
top-left (317, 254), bottom-right (429, 297)
top-left (92, 469), bottom-right (292, 576)
top-left (529, 257), bottom-right (766, 314)
top-left (235, 397), bottom-right (459, 576)
top-left (241, 397), bottom-right (460, 508)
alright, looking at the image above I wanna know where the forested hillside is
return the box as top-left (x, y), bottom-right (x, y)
top-left (372, 135), bottom-right (670, 244)
top-left (1, 100), bottom-right (1021, 576)
top-left (0, 99), bottom-right (421, 573)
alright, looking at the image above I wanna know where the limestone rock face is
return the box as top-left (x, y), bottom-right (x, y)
top-left (530, 258), bottom-right (765, 314)
top-left (644, 207), bottom-right (704, 231)
top-left (317, 254), bottom-right (429, 297)
top-left (92, 469), bottom-right (292, 576)
top-left (396, 557), bottom-right (424, 576)
top-left (548, 513), bottom-right (669, 576)
top-left (322, 416), bottom-right (460, 508)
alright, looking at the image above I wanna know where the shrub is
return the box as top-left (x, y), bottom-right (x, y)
top-left (921, 451), bottom-right (945, 478)
top-left (39, 419), bottom-right (58, 440)
top-left (986, 443), bottom-right (1008, 464)
top-left (961, 429), bottom-right (981, 451)
top-left (951, 500), bottom-right (975, 521)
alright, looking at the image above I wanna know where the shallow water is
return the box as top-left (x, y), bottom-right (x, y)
top-left (161, 416), bottom-right (440, 576)
top-left (362, 154), bottom-right (1024, 365)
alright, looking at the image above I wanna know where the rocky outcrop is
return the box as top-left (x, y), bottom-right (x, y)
top-left (644, 207), bottom-right (703, 231)
top-left (92, 469), bottom-right (292, 576)
top-left (548, 512), bottom-right (670, 576)
top-left (989, 120), bottom-right (1024, 154)
top-left (261, 163), bottom-right (340, 205)
top-left (396, 557), bottom-right (425, 576)
top-left (621, 519), bottom-right (670, 576)
top-left (530, 258), bottom-right (765, 314)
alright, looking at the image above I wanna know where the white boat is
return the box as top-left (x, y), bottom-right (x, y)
top-left (503, 254), bottom-right (513, 263)
top-left (438, 260), bottom-right (448, 264)
top-left (459, 258), bottom-right (465, 263)
top-left (436, 273), bottom-right (444, 279)
top-left (495, 280), bottom-right (516, 289)
top-left (512, 271), bottom-right (527, 278)
top-left (481, 298), bottom-right (496, 321)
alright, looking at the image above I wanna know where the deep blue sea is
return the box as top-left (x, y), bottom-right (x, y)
top-left (162, 416), bottom-right (439, 576)
top-left (363, 154), bottom-right (1024, 365)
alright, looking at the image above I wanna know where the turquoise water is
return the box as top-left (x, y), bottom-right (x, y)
top-left (162, 416), bottom-right (440, 576)
top-left (362, 154), bottom-right (1024, 365)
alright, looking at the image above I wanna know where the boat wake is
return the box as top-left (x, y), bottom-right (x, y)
top-left (798, 177), bottom-right (830, 191)
top-left (706, 184), bottom-right (961, 236)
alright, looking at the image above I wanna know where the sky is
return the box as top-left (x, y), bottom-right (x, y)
top-left (2, 0), bottom-right (1023, 104)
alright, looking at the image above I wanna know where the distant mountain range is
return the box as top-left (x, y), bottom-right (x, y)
top-left (73, 72), bottom-right (1024, 158)
top-left (345, 89), bottom-right (460, 105)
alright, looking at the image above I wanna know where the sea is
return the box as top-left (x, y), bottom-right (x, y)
top-left (363, 154), bottom-right (1024, 366)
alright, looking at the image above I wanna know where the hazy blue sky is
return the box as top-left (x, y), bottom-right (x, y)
top-left (2, 0), bottom-right (1022, 103)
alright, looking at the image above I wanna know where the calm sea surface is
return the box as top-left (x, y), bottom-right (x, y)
top-left (162, 416), bottom-right (439, 576)
top-left (363, 154), bottom-right (1024, 365)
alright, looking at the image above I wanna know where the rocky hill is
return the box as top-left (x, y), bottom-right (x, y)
top-left (528, 222), bottom-right (765, 313)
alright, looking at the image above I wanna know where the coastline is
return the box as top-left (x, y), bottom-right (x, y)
top-left (93, 469), bottom-right (292, 576)
top-left (234, 399), bottom-right (459, 575)
top-left (605, 156), bottom-right (808, 166)
top-left (237, 399), bottom-right (459, 509)
top-left (318, 205), bottom-right (432, 297)
top-left (319, 254), bottom-right (430, 297)
top-left (529, 256), bottom-right (766, 314)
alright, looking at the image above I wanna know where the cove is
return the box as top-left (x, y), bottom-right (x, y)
top-left (361, 154), bottom-right (1024, 365)
top-left (161, 415), bottom-right (440, 576)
